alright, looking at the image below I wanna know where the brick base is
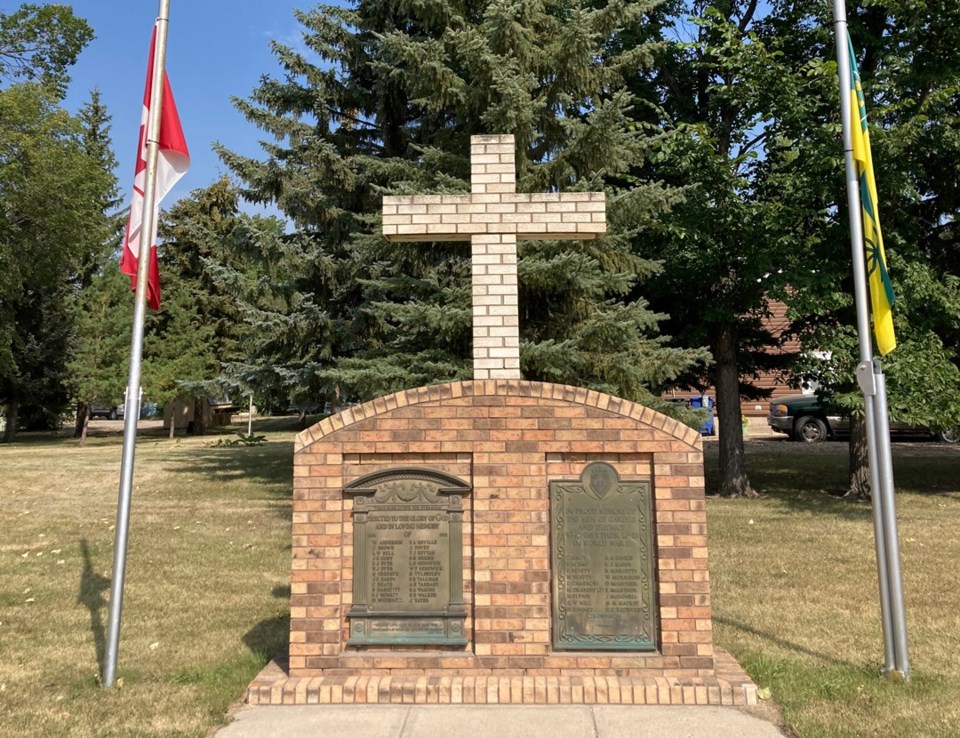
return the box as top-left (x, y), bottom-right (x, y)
top-left (283, 381), bottom-right (742, 706)
top-left (245, 649), bottom-right (757, 706)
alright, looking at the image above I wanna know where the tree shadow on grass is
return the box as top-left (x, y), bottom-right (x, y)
top-left (161, 441), bottom-right (295, 501)
top-left (78, 539), bottom-right (110, 677)
top-left (705, 439), bottom-right (960, 519)
top-left (243, 612), bottom-right (290, 668)
top-left (714, 612), bottom-right (861, 670)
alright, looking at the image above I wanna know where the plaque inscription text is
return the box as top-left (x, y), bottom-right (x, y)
top-left (551, 462), bottom-right (656, 650)
top-left (346, 469), bottom-right (470, 646)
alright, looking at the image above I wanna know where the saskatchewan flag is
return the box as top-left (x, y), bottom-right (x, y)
top-left (848, 33), bottom-right (896, 354)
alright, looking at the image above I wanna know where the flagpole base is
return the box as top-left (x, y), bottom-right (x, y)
top-left (884, 669), bottom-right (908, 683)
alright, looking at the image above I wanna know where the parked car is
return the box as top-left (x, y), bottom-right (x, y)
top-left (767, 394), bottom-right (958, 443)
top-left (89, 403), bottom-right (124, 420)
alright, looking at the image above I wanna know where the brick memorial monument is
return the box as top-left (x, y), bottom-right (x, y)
top-left (247, 135), bottom-right (757, 705)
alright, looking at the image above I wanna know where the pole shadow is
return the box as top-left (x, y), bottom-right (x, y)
top-left (713, 612), bottom-right (858, 668)
top-left (78, 539), bottom-right (111, 675)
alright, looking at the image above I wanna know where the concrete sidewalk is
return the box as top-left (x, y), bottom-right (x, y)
top-left (213, 704), bottom-right (787, 738)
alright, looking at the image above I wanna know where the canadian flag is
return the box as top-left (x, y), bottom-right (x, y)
top-left (120, 23), bottom-right (190, 310)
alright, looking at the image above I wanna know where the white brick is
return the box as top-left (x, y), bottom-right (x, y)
top-left (471, 173), bottom-right (501, 184)
top-left (474, 337), bottom-right (503, 348)
top-left (382, 132), bottom-right (606, 379)
top-left (456, 203), bottom-right (487, 214)
top-left (471, 213), bottom-right (502, 224)
top-left (474, 358), bottom-right (504, 369)
top-left (516, 203), bottom-right (545, 213)
top-left (502, 213), bottom-right (532, 223)
top-left (474, 316), bottom-right (505, 327)
top-left (430, 204), bottom-right (458, 214)
top-left (397, 203), bottom-right (427, 214)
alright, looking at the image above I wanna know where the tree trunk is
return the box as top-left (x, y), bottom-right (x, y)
top-left (192, 397), bottom-right (206, 436)
top-left (169, 414), bottom-right (176, 440)
top-left (74, 402), bottom-right (88, 438)
top-left (847, 411), bottom-right (871, 499)
top-left (714, 322), bottom-right (757, 498)
top-left (78, 406), bottom-right (90, 447)
top-left (3, 399), bottom-right (18, 443)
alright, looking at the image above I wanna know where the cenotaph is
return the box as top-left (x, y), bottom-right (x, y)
top-left (246, 135), bottom-right (756, 706)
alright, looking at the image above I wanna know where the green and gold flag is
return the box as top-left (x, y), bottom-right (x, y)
top-left (848, 33), bottom-right (896, 354)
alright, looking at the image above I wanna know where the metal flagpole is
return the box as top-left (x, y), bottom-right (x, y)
top-left (832, 0), bottom-right (909, 681)
top-left (103, 0), bottom-right (172, 689)
top-left (854, 363), bottom-right (895, 674)
top-left (872, 363), bottom-right (910, 679)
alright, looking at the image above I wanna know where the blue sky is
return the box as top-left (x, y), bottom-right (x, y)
top-left (60, 1), bottom-right (313, 209)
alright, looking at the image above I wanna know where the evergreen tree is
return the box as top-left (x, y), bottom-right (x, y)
top-left (69, 87), bottom-right (124, 438)
top-left (151, 178), bottom-right (254, 432)
top-left (75, 88), bottom-right (122, 277)
top-left (68, 261), bottom-right (133, 445)
top-left (217, 0), bottom-right (709, 411)
top-left (141, 277), bottom-right (215, 440)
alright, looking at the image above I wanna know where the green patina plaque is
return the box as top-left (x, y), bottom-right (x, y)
top-left (551, 462), bottom-right (656, 650)
top-left (345, 468), bottom-right (469, 647)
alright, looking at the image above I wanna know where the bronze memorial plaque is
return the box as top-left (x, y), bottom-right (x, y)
top-left (551, 462), bottom-right (656, 650)
top-left (345, 469), bottom-right (469, 646)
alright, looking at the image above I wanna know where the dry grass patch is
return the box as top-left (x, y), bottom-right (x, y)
top-left (707, 439), bottom-right (960, 738)
top-left (0, 422), bottom-right (296, 738)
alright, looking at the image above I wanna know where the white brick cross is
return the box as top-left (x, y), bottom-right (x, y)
top-left (382, 134), bottom-right (606, 379)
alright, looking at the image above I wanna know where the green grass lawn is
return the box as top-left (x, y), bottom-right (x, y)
top-left (1, 423), bottom-right (958, 736)
top-left (706, 439), bottom-right (960, 738)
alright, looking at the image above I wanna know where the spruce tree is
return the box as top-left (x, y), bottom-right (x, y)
top-left (68, 261), bottom-right (133, 444)
top-left (69, 88), bottom-right (125, 438)
top-left (153, 178), bottom-right (274, 432)
top-left (141, 278), bottom-right (215, 440)
top-left (217, 0), bottom-right (709, 409)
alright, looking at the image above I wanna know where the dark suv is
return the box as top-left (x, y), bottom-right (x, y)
top-left (89, 403), bottom-right (124, 420)
top-left (768, 394), bottom-right (959, 443)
